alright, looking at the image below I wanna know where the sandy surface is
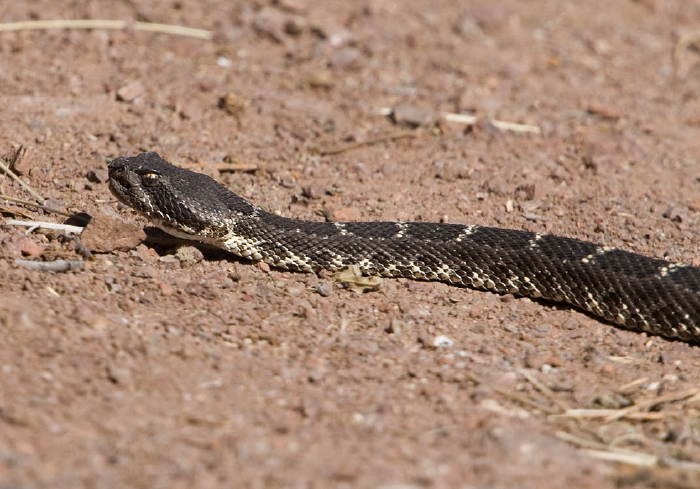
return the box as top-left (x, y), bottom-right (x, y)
top-left (2, 1), bottom-right (700, 487)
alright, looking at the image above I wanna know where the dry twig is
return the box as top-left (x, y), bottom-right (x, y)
top-left (558, 408), bottom-right (665, 422)
top-left (519, 368), bottom-right (571, 412)
top-left (6, 219), bottom-right (85, 234)
top-left (0, 151), bottom-right (45, 204)
top-left (604, 387), bottom-right (700, 422)
top-left (0, 194), bottom-right (75, 218)
top-left (318, 132), bottom-right (419, 156)
top-left (0, 19), bottom-right (212, 40)
top-left (15, 259), bottom-right (85, 273)
top-left (466, 372), bottom-right (559, 415)
top-left (440, 112), bottom-right (542, 134)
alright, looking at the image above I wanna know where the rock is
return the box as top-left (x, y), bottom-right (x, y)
top-left (433, 335), bottom-right (454, 348)
top-left (18, 237), bottom-right (43, 257)
top-left (86, 168), bottom-right (109, 183)
top-left (587, 104), bottom-right (622, 120)
top-left (116, 80), bottom-right (144, 102)
top-left (252, 6), bottom-right (287, 43)
top-left (175, 245), bottom-right (204, 267)
top-left (157, 281), bottom-right (176, 297)
top-left (332, 207), bottom-right (360, 222)
top-left (433, 159), bottom-right (470, 181)
top-left (218, 92), bottom-right (247, 116)
top-left (329, 47), bottom-right (362, 71)
top-left (311, 20), bottom-right (353, 47)
top-left (315, 282), bottom-right (333, 297)
top-left (301, 185), bottom-right (324, 199)
top-left (79, 208), bottom-right (146, 252)
top-left (284, 16), bottom-right (306, 36)
top-left (471, 3), bottom-right (511, 31)
top-left (391, 103), bottom-right (437, 128)
top-left (307, 70), bottom-right (334, 89)
top-left (7, 146), bottom-right (43, 176)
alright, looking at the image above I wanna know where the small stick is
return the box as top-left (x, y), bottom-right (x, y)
top-left (0, 153), bottom-right (46, 204)
top-left (6, 219), bottom-right (85, 234)
top-left (466, 372), bottom-right (558, 415)
top-left (519, 368), bottom-right (570, 412)
top-left (215, 164), bottom-right (260, 173)
top-left (15, 259), bottom-right (85, 273)
top-left (579, 449), bottom-right (658, 467)
top-left (556, 431), bottom-right (658, 467)
top-left (0, 19), bottom-right (213, 40)
top-left (440, 112), bottom-right (542, 134)
top-left (555, 431), bottom-right (612, 451)
top-left (319, 132), bottom-right (419, 156)
top-left (70, 236), bottom-right (95, 261)
top-left (0, 194), bottom-right (75, 218)
top-left (604, 387), bottom-right (700, 422)
top-left (557, 409), bottom-right (665, 421)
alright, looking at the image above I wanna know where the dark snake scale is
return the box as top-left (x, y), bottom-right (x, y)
top-left (108, 152), bottom-right (700, 344)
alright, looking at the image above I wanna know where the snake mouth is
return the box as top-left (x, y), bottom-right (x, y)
top-left (107, 157), bottom-right (153, 215)
top-left (107, 163), bottom-right (132, 204)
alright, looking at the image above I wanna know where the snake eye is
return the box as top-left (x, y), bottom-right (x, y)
top-left (141, 172), bottom-right (160, 187)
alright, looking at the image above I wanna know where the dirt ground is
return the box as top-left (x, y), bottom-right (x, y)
top-left (2, 0), bottom-right (700, 487)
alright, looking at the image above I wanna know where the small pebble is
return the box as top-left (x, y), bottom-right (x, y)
top-left (252, 6), bottom-right (287, 43)
top-left (315, 282), bottom-right (333, 297)
top-left (116, 80), bottom-right (144, 102)
top-left (391, 103), bottom-right (437, 128)
top-left (307, 70), bottom-right (334, 89)
top-left (86, 168), bottom-right (109, 183)
top-left (329, 46), bottom-right (362, 71)
top-left (19, 237), bottom-right (43, 257)
top-left (587, 104), bottom-right (622, 120)
top-left (175, 246), bottom-right (204, 267)
top-left (158, 281), bottom-right (176, 297)
top-left (218, 92), bottom-right (247, 116)
top-left (433, 335), bottom-right (454, 348)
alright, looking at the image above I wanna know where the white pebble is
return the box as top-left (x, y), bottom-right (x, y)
top-left (433, 335), bottom-right (454, 348)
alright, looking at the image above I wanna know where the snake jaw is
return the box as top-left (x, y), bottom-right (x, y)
top-left (108, 157), bottom-right (148, 212)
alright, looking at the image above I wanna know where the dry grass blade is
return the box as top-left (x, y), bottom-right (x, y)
top-left (580, 448), bottom-right (658, 467)
top-left (319, 132), bottom-right (419, 156)
top-left (0, 19), bottom-right (213, 40)
top-left (440, 112), bottom-right (541, 134)
top-left (0, 204), bottom-right (33, 219)
top-left (0, 194), bottom-right (75, 218)
top-left (557, 431), bottom-right (659, 468)
top-left (604, 387), bottom-right (700, 422)
top-left (7, 220), bottom-right (85, 234)
top-left (555, 431), bottom-right (610, 451)
top-left (213, 164), bottom-right (260, 173)
top-left (466, 372), bottom-right (559, 415)
top-left (519, 368), bottom-right (571, 412)
top-left (559, 408), bottom-right (665, 421)
top-left (0, 151), bottom-right (45, 204)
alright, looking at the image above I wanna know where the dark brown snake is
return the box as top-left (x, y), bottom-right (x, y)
top-left (108, 152), bottom-right (700, 344)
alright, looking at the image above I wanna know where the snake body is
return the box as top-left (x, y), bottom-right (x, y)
top-left (108, 152), bottom-right (700, 344)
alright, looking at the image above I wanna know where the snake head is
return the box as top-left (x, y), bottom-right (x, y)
top-left (108, 152), bottom-right (171, 219)
top-left (107, 152), bottom-right (258, 241)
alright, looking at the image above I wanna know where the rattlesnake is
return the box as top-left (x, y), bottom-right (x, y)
top-left (108, 152), bottom-right (700, 344)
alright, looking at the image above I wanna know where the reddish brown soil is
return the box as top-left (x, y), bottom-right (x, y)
top-left (2, 1), bottom-right (700, 487)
